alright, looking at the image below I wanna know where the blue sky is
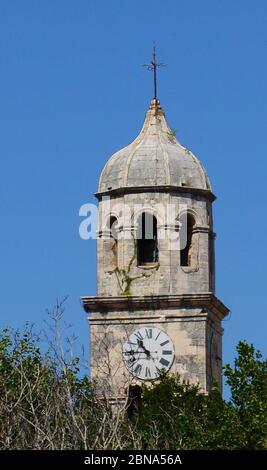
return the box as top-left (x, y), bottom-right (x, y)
top-left (0, 0), bottom-right (266, 391)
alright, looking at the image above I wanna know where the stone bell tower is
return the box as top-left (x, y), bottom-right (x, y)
top-left (82, 97), bottom-right (229, 400)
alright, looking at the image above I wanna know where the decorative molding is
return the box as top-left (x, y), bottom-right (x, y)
top-left (81, 292), bottom-right (229, 321)
top-left (95, 185), bottom-right (216, 202)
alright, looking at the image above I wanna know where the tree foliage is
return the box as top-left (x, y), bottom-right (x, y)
top-left (0, 314), bottom-right (266, 450)
top-left (224, 342), bottom-right (267, 449)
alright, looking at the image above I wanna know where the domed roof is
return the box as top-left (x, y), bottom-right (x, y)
top-left (98, 99), bottom-right (211, 193)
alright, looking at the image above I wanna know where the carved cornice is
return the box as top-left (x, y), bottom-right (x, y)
top-left (81, 293), bottom-right (229, 321)
top-left (95, 185), bottom-right (216, 202)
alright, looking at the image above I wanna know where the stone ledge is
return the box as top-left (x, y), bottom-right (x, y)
top-left (95, 185), bottom-right (216, 202)
top-left (81, 292), bottom-right (229, 320)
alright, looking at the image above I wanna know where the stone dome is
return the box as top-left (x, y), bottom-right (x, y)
top-left (98, 99), bottom-right (211, 193)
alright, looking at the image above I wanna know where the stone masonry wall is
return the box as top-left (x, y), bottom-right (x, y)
top-left (89, 307), bottom-right (222, 397)
top-left (97, 192), bottom-right (214, 297)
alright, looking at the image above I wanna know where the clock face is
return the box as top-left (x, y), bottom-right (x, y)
top-left (122, 327), bottom-right (175, 380)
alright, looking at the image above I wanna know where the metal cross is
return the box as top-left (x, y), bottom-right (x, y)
top-left (143, 44), bottom-right (166, 101)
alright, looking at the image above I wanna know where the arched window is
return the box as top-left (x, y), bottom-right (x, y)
top-left (137, 213), bottom-right (158, 266)
top-left (104, 216), bottom-right (118, 270)
top-left (180, 213), bottom-right (195, 267)
top-left (109, 216), bottom-right (118, 240)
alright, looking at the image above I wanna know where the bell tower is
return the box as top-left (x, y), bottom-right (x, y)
top-left (82, 97), bottom-right (229, 401)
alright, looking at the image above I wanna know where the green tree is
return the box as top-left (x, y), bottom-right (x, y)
top-left (134, 374), bottom-right (247, 449)
top-left (0, 324), bottom-right (96, 449)
top-left (134, 341), bottom-right (267, 450)
top-left (0, 307), bottom-right (266, 450)
top-left (224, 341), bottom-right (267, 449)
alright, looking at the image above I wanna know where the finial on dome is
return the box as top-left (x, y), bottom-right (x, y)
top-left (149, 98), bottom-right (164, 114)
top-left (143, 43), bottom-right (166, 101)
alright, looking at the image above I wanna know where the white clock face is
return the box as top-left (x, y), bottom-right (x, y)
top-left (122, 327), bottom-right (175, 380)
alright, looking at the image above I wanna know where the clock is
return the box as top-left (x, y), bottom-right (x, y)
top-left (122, 326), bottom-right (175, 380)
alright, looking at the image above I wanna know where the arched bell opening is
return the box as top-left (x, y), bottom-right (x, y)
top-left (180, 213), bottom-right (196, 267)
top-left (137, 212), bottom-right (158, 267)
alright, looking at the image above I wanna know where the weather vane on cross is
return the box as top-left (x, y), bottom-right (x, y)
top-left (143, 44), bottom-right (166, 101)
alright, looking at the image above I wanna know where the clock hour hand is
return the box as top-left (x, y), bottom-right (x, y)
top-left (137, 339), bottom-right (151, 357)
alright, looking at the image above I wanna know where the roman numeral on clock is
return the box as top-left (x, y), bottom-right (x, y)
top-left (160, 339), bottom-right (169, 347)
top-left (145, 328), bottom-right (153, 339)
top-left (134, 331), bottom-right (143, 341)
top-left (127, 357), bottom-right (136, 366)
top-left (145, 367), bottom-right (151, 378)
top-left (159, 358), bottom-right (170, 367)
top-left (134, 364), bottom-right (142, 375)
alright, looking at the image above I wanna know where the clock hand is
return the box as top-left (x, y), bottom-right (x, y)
top-left (137, 339), bottom-right (151, 357)
top-left (124, 349), bottom-right (135, 356)
top-left (124, 348), bottom-right (153, 356)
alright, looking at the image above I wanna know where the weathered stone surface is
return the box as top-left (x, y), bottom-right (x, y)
top-left (86, 303), bottom-right (224, 395)
top-left (98, 99), bottom-right (211, 193)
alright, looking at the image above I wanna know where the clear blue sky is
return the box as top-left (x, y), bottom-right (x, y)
top-left (0, 0), bottom-right (266, 390)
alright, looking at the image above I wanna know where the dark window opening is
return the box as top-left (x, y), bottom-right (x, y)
top-left (180, 213), bottom-right (195, 267)
top-left (126, 385), bottom-right (142, 418)
top-left (108, 216), bottom-right (119, 240)
top-left (137, 213), bottom-right (158, 266)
